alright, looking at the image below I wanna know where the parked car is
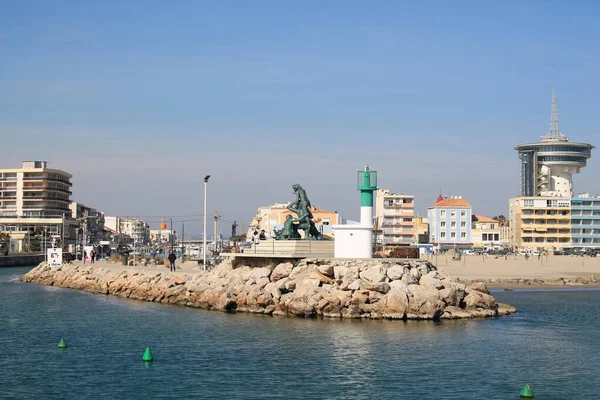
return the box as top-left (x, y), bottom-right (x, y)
top-left (463, 250), bottom-right (476, 256)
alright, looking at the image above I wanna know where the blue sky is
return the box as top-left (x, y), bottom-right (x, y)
top-left (1, 0), bottom-right (599, 236)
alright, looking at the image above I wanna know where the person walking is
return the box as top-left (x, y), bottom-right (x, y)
top-left (168, 250), bottom-right (177, 272)
top-left (90, 249), bottom-right (96, 264)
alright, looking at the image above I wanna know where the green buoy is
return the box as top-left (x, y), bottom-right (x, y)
top-left (57, 338), bottom-right (68, 348)
top-left (142, 347), bottom-right (153, 362)
top-left (520, 384), bottom-right (534, 398)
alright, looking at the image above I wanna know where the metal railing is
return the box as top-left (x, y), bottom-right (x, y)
top-left (241, 239), bottom-right (333, 255)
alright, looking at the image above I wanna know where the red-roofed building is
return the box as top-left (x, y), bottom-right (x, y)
top-left (427, 195), bottom-right (473, 249)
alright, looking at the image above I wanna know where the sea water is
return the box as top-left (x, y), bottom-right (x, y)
top-left (1, 267), bottom-right (600, 399)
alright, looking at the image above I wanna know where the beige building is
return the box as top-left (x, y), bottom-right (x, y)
top-left (509, 196), bottom-right (571, 250)
top-left (412, 216), bottom-right (429, 244)
top-left (471, 215), bottom-right (501, 250)
top-left (0, 161), bottom-right (72, 251)
top-left (375, 189), bottom-right (415, 246)
top-left (247, 203), bottom-right (338, 240)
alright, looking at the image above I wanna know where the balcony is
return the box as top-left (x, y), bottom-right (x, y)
top-left (23, 195), bottom-right (69, 201)
top-left (23, 176), bottom-right (72, 186)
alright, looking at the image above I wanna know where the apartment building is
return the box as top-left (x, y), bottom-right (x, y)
top-left (375, 189), bottom-right (415, 246)
top-left (120, 218), bottom-right (150, 244)
top-left (471, 215), bottom-right (501, 250)
top-left (570, 194), bottom-right (600, 249)
top-left (509, 197), bottom-right (571, 250)
top-left (69, 202), bottom-right (105, 245)
top-left (0, 161), bottom-right (72, 251)
top-left (427, 195), bottom-right (472, 250)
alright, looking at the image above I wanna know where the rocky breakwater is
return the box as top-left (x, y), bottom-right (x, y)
top-left (22, 258), bottom-right (515, 320)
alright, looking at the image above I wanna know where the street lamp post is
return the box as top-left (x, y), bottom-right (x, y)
top-left (203, 175), bottom-right (211, 271)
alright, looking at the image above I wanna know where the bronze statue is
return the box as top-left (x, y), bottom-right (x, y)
top-left (276, 215), bottom-right (301, 240)
top-left (276, 184), bottom-right (323, 240)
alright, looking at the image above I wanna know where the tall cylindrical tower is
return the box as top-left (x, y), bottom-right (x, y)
top-left (357, 165), bottom-right (378, 225)
top-left (516, 87), bottom-right (594, 197)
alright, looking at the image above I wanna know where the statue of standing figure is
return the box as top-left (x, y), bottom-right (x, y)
top-left (276, 184), bottom-right (323, 240)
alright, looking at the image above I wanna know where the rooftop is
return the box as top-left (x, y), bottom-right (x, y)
top-left (472, 215), bottom-right (496, 223)
top-left (429, 196), bottom-right (471, 208)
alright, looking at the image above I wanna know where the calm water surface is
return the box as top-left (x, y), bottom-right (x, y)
top-left (2, 266), bottom-right (600, 399)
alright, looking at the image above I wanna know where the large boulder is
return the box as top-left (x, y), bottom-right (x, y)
top-left (271, 262), bottom-right (294, 281)
top-left (406, 284), bottom-right (446, 319)
top-left (378, 288), bottom-right (409, 319)
top-left (359, 265), bottom-right (388, 283)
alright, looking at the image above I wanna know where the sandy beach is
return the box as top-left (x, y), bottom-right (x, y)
top-left (425, 253), bottom-right (600, 288)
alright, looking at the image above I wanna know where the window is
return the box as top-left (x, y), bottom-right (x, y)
top-left (451, 221), bottom-right (456, 227)
top-left (440, 232), bottom-right (446, 238)
top-left (461, 232), bottom-right (466, 238)
top-left (461, 221), bottom-right (466, 227)
top-left (483, 233), bottom-right (488, 241)
top-left (450, 210), bottom-right (456, 217)
top-left (524, 199), bottom-right (534, 207)
top-left (403, 217), bottom-right (412, 222)
top-left (440, 210), bottom-right (446, 216)
top-left (441, 221), bottom-right (446, 227)
top-left (461, 210), bottom-right (466, 216)
top-left (451, 232), bottom-right (456, 238)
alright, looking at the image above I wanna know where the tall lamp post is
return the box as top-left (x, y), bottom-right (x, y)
top-left (203, 175), bottom-right (211, 271)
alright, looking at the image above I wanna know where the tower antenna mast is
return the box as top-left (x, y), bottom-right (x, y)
top-left (542, 86), bottom-right (568, 141)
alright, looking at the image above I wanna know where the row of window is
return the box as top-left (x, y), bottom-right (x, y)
top-left (439, 210), bottom-right (467, 217)
top-left (572, 201), bottom-right (600, 207)
top-left (572, 230), bottom-right (600, 235)
top-left (482, 234), bottom-right (500, 241)
top-left (384, 199), bottom-right (413, 206)
top-left (440, 232), bottom-right (467, 239)
top-left (522, 220), bottom-right (570, 224)
top-left (522, 237), bottom-right (570, 243)
top-left (573, 238), bottom-right (600, 244)
top-left (441, 221), bottom-right (466, 228)
top-left (522, 209), bottom-right (570, 215)
top-left (520, 145), bottom-right (592, 154)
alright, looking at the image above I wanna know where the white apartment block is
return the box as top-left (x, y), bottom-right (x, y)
top-left (375, 189), bottom-right (415, 246)
top-left (120, 218), bottom-right (150, 244)
top-left (0, 161), bottom-right (73, 251)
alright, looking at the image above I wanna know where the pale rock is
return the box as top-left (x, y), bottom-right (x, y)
top-left (406, 284), bottom-right (445, 319)
top-left (359, 265), bottom-right (388, 283)
top-left (497, 303), bottom-right (517, 315)
top-left (389, 280), bottom-right (408, 291)
top-left (440, 306), bottom-right (474, 319)
top-left (264, 282), bottom-right (282, 300)
top-left (317, 264), bottom-right (335, 277)
top-left (465, 282), bottom-right (490, 295)
top-left (419, 273), bottom-right (444, 289)
top-left (348, 279), bottom-right (362, 291)
top-left (386, 265), bottom-right (405, 281)
top-left (462, 291), bottom-right (497, 310)
top-left (378, 288), bottom-right (409, 319)
top-left (250, 267), bottom-right (272, 281)
top-left (271, 262), bottom-right (294, 281)
top-left (255, 277), bottom-right (270, 289)
top-left (310, 271), bottom-right (335, 285)
top-left (401, 273), bottom-right (419, 286)
top-left (361, 281), bottom-right (391, 294)
top-left (438, 287), bottom-right (460, 306)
